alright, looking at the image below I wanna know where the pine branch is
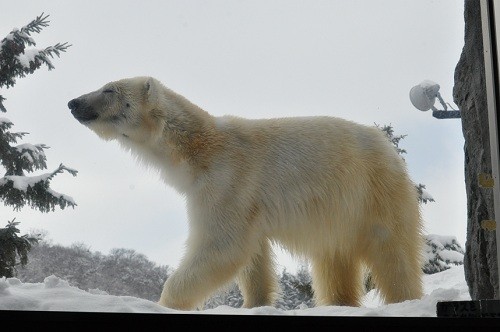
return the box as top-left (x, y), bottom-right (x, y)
top-left (0, 13), bottom-right (71, 91)
top-left (33, 42), bottom-right (72, 71)
top-left (0, 119), bottom-right (47, 176)
top-left (417, 183), bottom-right (435, 204)
top-left (375, 123), bottom-right (407, 155)
top-left (0, 163), bottom-right (78, 212)
top-left (0, 96), bottom-right (6, 113)
top-left (0, 13), bottom-right (50, 49)
top-left (46, 163), bottom-right (78, 180)
top-left (374, 122), bottom-right (435, 204)
top-left (41, 42), bottom-right (71, 59)
top-left (0, 218), bottom-right (39, 277)
top-left (19, 13), bottom-right (51, 38)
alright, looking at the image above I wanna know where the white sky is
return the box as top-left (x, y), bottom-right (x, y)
top-left (1, 0), bottom-right (466, 273)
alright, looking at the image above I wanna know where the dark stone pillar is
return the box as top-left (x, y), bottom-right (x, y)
top-left (453, 0), bottom-right (499, 299)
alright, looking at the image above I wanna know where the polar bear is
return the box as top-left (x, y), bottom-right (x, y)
top-left (68, 76), bottom-right (424, 310)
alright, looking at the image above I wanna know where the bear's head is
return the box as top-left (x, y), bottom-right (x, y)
top-left (68, 76), bottom-right (166, 142)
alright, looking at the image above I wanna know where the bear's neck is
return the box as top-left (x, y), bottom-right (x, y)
top-left (130, 91), bottom-right (223, 193)
top-left (161, 92), bottom-right (221, 164)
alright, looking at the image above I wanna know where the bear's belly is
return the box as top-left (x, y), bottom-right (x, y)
top-left (265, 213), bottom-right (366, 257)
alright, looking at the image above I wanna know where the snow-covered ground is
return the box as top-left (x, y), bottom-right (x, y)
top-left (2, 265), bottom-right (500, 329)
top-left (0, 265), bottom-right (470, 316)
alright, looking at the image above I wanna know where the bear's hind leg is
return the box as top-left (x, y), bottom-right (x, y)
top-left (237, 239), bottom-right (278, 308)
top-left (364, 231), bottom-right (424, 304)
top-left (311, 253), bottom-right (364, 307)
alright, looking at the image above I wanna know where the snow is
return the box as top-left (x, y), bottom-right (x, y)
top-left (421, 189), bottom-right (434, 201)
top-left (0, 266), bottom-right (471, 317)
top-left (16, 48), bottom-right (40, 69)
top-left (0, 172), bottom-right (74, 204)
top-left (0, 166), bottom-right (74, 206)
top-left (0, 25), bottom-right (34, 50)
top-left (438, 249), bottom-right (465, 263)
top-left (60, 165), bottom-right (78, 175)
top-left (0, 117), bottom-right (12, 125)
top-left (15, 143), bottom-right (42, 153)
top-left (427, 234), bottom-right (456, 244)
top-left (46, 187), bottom-right (76, 205)
top-left (0, 172), bottom-right (53, 191)
top-left (15, 143), bottom-right (45, 163)
top-left (419, 79), bottom-right (440, 89)
top-left (0, 30), bottom-right (16, 49)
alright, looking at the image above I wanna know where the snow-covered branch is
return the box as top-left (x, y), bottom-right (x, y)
top-left (423, 234), bottom-right (464, 274)
top-left (0, 97), bottom-right (6, 113)
top-left (0, 13), bottom-right (49, 50)
top-left (1, 163), bottom-right (77, 190)
top-left (416, 183), bottom-right (435, 204)
top-left (0, 163), bottom-right (78, 212)
top-left (15, 42), bottom-right (71, 72)
top-left (0, 12), bottom-right (71, 93)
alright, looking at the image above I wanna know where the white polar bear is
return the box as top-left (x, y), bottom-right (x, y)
top-left (68, 76), bottom-right (424, 310)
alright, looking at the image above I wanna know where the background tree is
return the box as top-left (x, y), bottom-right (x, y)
top-left (376, 123), bottom-right (435, 204)
top-left (0, 13), bottom-right (74, 277)
top-left (0, 219), bottom-right (37, 277)
top-left (275, 265), bottom-right (314, 310)
top-left (17, 234), bottom-right (173, 302)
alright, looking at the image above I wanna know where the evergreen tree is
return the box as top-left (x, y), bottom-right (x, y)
top-left (0, 13), bottom-right (74, 277)
top-left (203, 282), bottom-right (243, 309)
top-left (16, 236), bottom-right (173, 302)
top-left (376, 123), bottom-right (435, 204)
top-left (276, 265), bottom-right (314, 310)
top-left (0, 219), bottom-right (38, 277)
top-left (422, 234), bottom-right (464, 274)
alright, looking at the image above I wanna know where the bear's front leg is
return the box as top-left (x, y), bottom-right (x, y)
top-left (158, 228), bottom-right (256, 310)
top-left (237, 239), bottom-right (278, 308)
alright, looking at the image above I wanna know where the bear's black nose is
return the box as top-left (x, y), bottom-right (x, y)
top-left (68, 98), bottom-right (99, 123)
top-left (68, 98), bottom-right (80, 110)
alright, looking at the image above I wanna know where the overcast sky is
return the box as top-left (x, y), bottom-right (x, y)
top-left (1, 0), bottom-right (466, 273)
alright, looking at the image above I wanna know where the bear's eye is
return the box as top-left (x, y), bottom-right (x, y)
top-left (103, 89), bottom-right (114, 94)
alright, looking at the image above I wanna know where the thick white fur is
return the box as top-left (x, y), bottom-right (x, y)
top-left (71, 76), bottom-right (424, 310)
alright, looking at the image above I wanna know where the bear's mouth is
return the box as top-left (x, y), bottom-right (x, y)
top-left (68, 98), bottom-right (99, 123)
top-left (71, 107), bottom-right (99, 123)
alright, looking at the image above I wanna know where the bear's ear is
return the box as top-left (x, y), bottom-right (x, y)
top-left (144, 77), bottom-right (159, 106)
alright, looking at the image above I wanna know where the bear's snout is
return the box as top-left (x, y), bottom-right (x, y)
top-left (68, 98), bottom-right (99, 123)
top-left (67, 98), bottom-right (80, 110)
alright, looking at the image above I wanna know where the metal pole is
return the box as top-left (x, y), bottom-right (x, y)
top-left (431, 110), bottom-right (461, 119)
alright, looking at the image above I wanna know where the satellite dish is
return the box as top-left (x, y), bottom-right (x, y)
top-left (409, 80), bottom-right (441, 112)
